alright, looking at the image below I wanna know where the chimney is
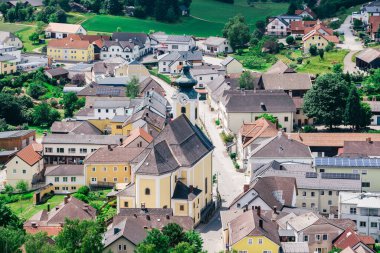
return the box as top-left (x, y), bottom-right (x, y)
top-left (189, 185), bottom-right (194, 193)
top-left (133, 213), bottom-right (137, 218)
top-left (114, 227), bottom-right (121, 235)
top-left (243, 184), bottom-right (250, 193)
top-left (275, 118), bottom-right (279, 129)
top-left (55, 206), bottom-right (60, 211)
top-left (245, 205), bottom-right (248, 212)
top-left (257, 206), bottom-right (261, 217)
top-left (119, 138), bottom-right (123, 145)
top-left (108, 144), bottom-right (113, 151)
top-left (31, 222), bottom-right (37, 228)
top-left (47, 203), bottom-right (50, 212)
top-left (366, 137), bottom-right (372, 143)
top-left (260, 102), bottom-right (266, 111)
top-left (273, 206), bottom-right (277, 214)
top-left (146, 215), bottom-right (150, 220)
top-left (64, 196), bottom-right (69, 204)
top-left (259, 219), bottom-right (263, 228)
top-left (166, 214), bottom-right (170, 220)
top-left (146, 112), bottom-right (149, 117)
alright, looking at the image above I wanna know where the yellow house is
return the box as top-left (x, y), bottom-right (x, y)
top-left (84, 146), bottom-right (144, 186)
top-left (116, 114), bottom-right (214, 226)
top-left (221, 208), bottom-right (281, 253)
top-left (302, 30), bottom-right (339, 53)
top-left (121, 108), bottom-right (166, 137)
top-left (0, 54), bottom-right (17, 75)
top-left (47, 37), bottom-right (94, 63)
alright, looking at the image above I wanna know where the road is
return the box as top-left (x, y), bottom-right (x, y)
top-left (152, 73), bottom-right (246, 252)
top-left (337, 15), bottom-right (363, 73)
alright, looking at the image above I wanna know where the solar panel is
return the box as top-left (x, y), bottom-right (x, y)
top-left (314, 157), bottom-right (380, 167)
top-left (96, 88), bottom-right (121, 96)
top-left (321, 173), bottom-right (360, 180)
top-left (305, 172), bottom-right (318, 178)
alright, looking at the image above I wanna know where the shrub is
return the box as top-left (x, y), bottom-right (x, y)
top-left (215, 119), bottom-right (220, 126)
top-left (15, 180), bottom-right (28, 192)
top-left (296, 57), bottom-right (303, 64)
top-left (309, 45), bottom-right (318, 56)
top-left (289, 63), bottom-right (297, 69)
top-left (72, 193), bottom-right (89, 203)
top-left (229, 152), bottom-right (237, 160)
top-left (286, 36), bottom-right (295, 45)
top-left (303, 125), bottom-right (317, 133)
top-left (77, 186), bottom-right (90, 196)
top-left (220, 131), bottom-right (234, 143)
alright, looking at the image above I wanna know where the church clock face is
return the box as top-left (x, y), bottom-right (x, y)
top-left (178, 93), bottom-right (189, 106)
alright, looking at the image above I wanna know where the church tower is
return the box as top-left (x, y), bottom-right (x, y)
top-left (172, 65), bottom-right (198, 124)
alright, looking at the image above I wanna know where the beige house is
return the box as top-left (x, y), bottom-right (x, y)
top-left (114, 61), bottom-right (150, 79)
top-left (121, 128), bottom-right (153, 148)
top-left (45, 23), bottom-right (87, 39)
top-left (5, 143), bottom-right (43, 187)
top-left (219, 90), bottom-right (296, 134)
top-left (220, 56), bottom-right (243, 75)
top-left (0, 32), bottom-right (23, 49)
top-left (45, 164), bottom-right (85, 193)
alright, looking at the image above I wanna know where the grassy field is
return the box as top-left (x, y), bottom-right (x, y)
top-left (296, 50), bottom-right (349, 74)
top-left (82, 0), bottom-right (288, 36)
top-left (8, 195), bottom-right (65, 220)
top-left (0, 22), bottom-right (31, 32)
top-left (67, 12), bottom-right (87, 24)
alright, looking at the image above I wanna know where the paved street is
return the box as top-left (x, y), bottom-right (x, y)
top-left (152, 73), bottom-right (246, 252)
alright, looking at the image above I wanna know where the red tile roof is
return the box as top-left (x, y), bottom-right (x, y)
top-left (122, 128), bottom-right (154, 147)
top-left (369, 16), bottom-right (380, 33)
top-left (334, 228), bottom-right (375, 250)
top-left (48, 37), bottom-right (91, 49)
top-left (16, 143), bottom-right (42, 166)
top-left (239, 118), bottom-right (279, 148)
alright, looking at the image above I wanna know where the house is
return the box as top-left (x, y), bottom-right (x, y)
top-left (366, 101), bottom-right (380, 125)
top-left (356, 1), bottom-right (380, 24)
top-left (0, 54), bottom-right (17, 74)
top-left (190, 64), bottom-right (224, 88)
top-left (44, 67), bottom-right (69, 80)
top-left (0, 130), bottom-right (36, 151)
top-left (50, 121), bottom-right (102, 135)
top-left (66, 34), bottom-right (110, 60)
top-left (84, 146), bottom-right (144, 186)
top-left (24, 196), bottom-right (96, 236)
top-left (237, 117), bottom-right (279, 161)
top-left (100, 40), bottom-right (141, 62)
top-left (206, 74), bottom-right (240, 110)
top-left (338, 192), bottom-right (380, 241)
top-left (266, 15), bottom-right (302, 36)
top-left (66, 62), bottom-right (93, 84)
top-left (47, 37), bottom-right (94, 63)
top-left (253, 161), bottom-right (362, 216)
top-left (333, 228), bottom-right (376, 253)
top-left (117, 114), bottom-right (214, 225)
top-left (290, 20), bottom-right (318, 37)
top-left (4, 143), bottom-right (43, 187)
top-left (220, 56), bottom-right (243, 75)
top-left (259, 72), bottom-right (313, 127)
top-left (114, 61), bottom-right (150, 80)
top-left (295, 7), bottom-right (316, 19)
top-left (266, 60), bottom-right (296, 74)
top-left (368, 16), bottom-right (380, 41)
top-left (102, 208), bottom-right (193, 252)
top-left (112, 32), bottom-right (152, 56)
top-left (0, 45), bottom-right (21, 62)
top-left (229, 176), bottom-right (297, 211)
top-left (219, 90), bottom-right (296, 134)
top-left (157, 51), bottom-right (203, 74)
top-left (247, 131), bottom-right (313, 168)
top-left (138, 77), bottom-right (165, 97)
top-left (202, 36), bottom-right (232, 54)
top-left (0, 31), bottom-right (22, 49)
top-left (45, 164), bottom-right (85, 193)
top-left (278, 211), bottom-right (352, 253)
top-left (154, 34), bottom-right (196, 54)
top-left (287, 133), bottom-right (380, 157)
top-left (42, 134), bottom-right (126, 164)
top-left (355, 48), bottom-right (380, 70)
top-left (45, 23), bottom-right (87, 39)
top-left (302, 23), bottom-right (339, 53)
top-left (340, 140), bottom-right (380, 158)
top-left (220, 208), bottom-right (281, 253)
top-left (121, 128), bottom-right (153, 148)
top-left (314, 157), bottom-right (380, 192)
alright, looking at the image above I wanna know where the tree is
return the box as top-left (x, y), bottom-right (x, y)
top-left (62, 92), bottom-right (80, 117)
top-left (137, 228), bottom-right (170, 253)
top-left (170, 242), bottom-right (196, 253)
top-left (239, 71), bottom-right (255, 90)
top-left (25, 232), bottom-right (58, 253)
top-left (32, 102), bottom-right (61, 127)
top-left (309, 45), bottom-right (317, 56)
top-left (116, 26), bottom-right (122, 32)
top-left (318, 48), bottom-right (324, 59)
top-left (55, 219), bottom-right (105, 253)
top-left (104, 0), bottom-right (122, 15)
top-left (0, 93), bottom-right (25, 125)
top-left (353, 19), bottom-right (363, 30)
top-left (162, 223), bottom-right (185, 248)
top-left (16, 180), bottom-right (28, 192)
top-left (287, 1), bottom-right (297, 15)
top-left (286, 35), bottom-right (295, 45)
top-left (303, 73), bottom-right (349, 129)
top-left (0, 199), bottom-right (23, 228)
top-left (35, 21), bottom-right (46, 35)
top-left (77, 185), bottom-right (90, 196)
top-left (184, 230), bottom-right (203, 253)
top-left (126, 76), bottom-right (140, 98)
top-left (222, 15), bottom-right (251, 50)
top-left (0, 227), bottom-right (25, 252)
top-left (332, 63), bottom-right (343, 74)
top-left (344, 86), bottom-right (371, 130)
top-left (27, 82), bottom-right (47, 99)
top-left (255, 20), bottom-right (266, 34)
top-left (257, 113), bottom-right (280, 127)
top-left (29, 32), bottom-right (39, 44)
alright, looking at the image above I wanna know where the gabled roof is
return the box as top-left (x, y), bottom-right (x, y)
top-left (239, 118), bottom-right (279, 148)
top-left (204, 36), bottom-right (227, 46)
top-left (266, 60), bottom-right (296, 74)
top-left (334, 227), bottom-right (376, 251)
top-left (44, 67), bottom-right (69, 77)
top-left (45, 23), bottom-right (84, 33)
top-left (158, 51), bottom-right (202, 63)
top-left (342, 140), bottom-right (380, 157)
top-left (122, 128), bottom-right (153, 147)
top-left (172, 181), bottom-right (202, 201)
top-left (51, 121), bottom-right (101, 135)
top-left (356, 48), bottom-right (380, 64)
top-left (0, 130), bottom-right (34, 139)
top-left (111, 32), bottom-right (148, 44)
top-left (221, 56), bottom-right (238, 66)
top-left (139, 77), bottom-right (165, 96)
top-left (77, 84), bottom-right (126, 97)
top-left (84, 146), bottom-right (144, 163)
top-left (45, 164), bottom-right (84, 176)
top-left (288, 133), bottom-right (380, 147)
top-left (48, 37), bottom-right (91, 50)
top-left (14, 143), bottom-right (42, 166)
top-left (261, 73), bottom-right (312, 90)
top-left (133, 114), bottom-right (213, 175)
top-left (166, 35), bottom-right (193, 43)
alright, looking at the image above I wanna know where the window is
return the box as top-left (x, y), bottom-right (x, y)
top-left (238, 251), bottom-right (248, 253)
top-left (180, 205), bottom-right (184, 211)
top-left (328, 191), bottom-right (332, 196)
top-left (205, 178), bottom-right (208, 194)
top-left (248, 238), bottom-right (253, 245)
top-left (63, 177), bottom-right (68, 182)
top-left (181, 107), bottom-right (186, 114)
top-left (124, 178), bottom-right (128, 183)
top-left (80, 148), bottom-right (87, 154)
top-left (91, 177), bottom-right (97, 182)
top-left (353, 169), bottom-right (359, 174)
top-left (172, 45), bottom-right (178, 49)
top-left (296, 109), bottom-right (300, 114)
top-left (360, 221), bottom-right (366, 227)
top-left (71, 177), bottom-right (76, 182)
top-left (302, 191), bottom-right (306, 196)
top-left (124, 167), bottom-right (128, 172)
top-left (350, 207), bottom-right (356, 214)
top-left (92, 167), bottom-right (96, 172)
top-left (311, 203), bottom-right (315, 208)
top-left (103, 167), bottom-right (107, 172)
top-left (328, 200), bottom-right (332, 205)
top-left (302, 203), bottom-right (306, 208)
top-left (258, 239), bottom-right (263, 244)
top-left (55, 187), bottom-right (59, 190)
top-left (113, 167), bottom-right (117, 172)
top-left (322, 209), bottom-right (327, 213)
top-left (362, 182), bottom-right (370, 188)
top-left (320, 169), bottom-right (325, 173)
top-left (57, 148), bottom-right (64, 153)
top-left (311, 192), bottom-right (315, 197)
top-left (320, 190), bottom-right (324, 195)
top-left (116, 125), bottom-right (122, 129)
top-left (55, 177), bottom-right (59, 182)
top-left (22, 170), bottom-right (26, 174)
top-left (68, 148), bottom-right (76, 154)
top-left (315, 234), bottom-right (321, 241)
top-left (71, 186), bottom-right (76, 190)
top-left (284, 116), bottom-right (289, 122)
top-left (263, 251), bottom-right (272, 253)
top-left (145, 188), bottom-right (150, 195)
top-left (113, 177), bottom-right (118, 182)
top-left (370, 222), bottom-right (378, 228)
top-left (362, 170), bottom-right (367, 175)
top-left (12, 169), bottom-right (16, 173)
top-left (304, 235), bottom-right (308, 242)
top-left (323, 234), bottom-right (328, 240)
top-left (45, 147), bottom-right (52, 153)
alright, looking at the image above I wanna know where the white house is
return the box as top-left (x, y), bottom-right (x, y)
top-left (93, 99), bottom-right (135, 120)
top-left (157, 51), bottom-right (203, 74)
top-left (266, 15), bottom-right (302, 36)
top-left (202, 36), bottom-right (233, 54)
top-left (152, 33), bottom-right (196, 53)
top-left (45, 23), bottom-right (87, 39)
top-left (100, 40), bottom-right (141, 62)
top-left (352, 1), bottom-right (380, 24)
top-left (220, 56), bottom-right (243, 75)
top-left (111, 32), bottom-right (152, 56)
top-left (338, 192), bottom-right (380, 241)
top-left (0, 32), bottom-right (23, 49)
top-left (45, 165), bottom-right (85, 193)
top-left (190, 64), bottom-right (224, 88)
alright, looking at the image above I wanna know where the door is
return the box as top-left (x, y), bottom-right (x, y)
top-left (377, 116), bottom-right (380, 125)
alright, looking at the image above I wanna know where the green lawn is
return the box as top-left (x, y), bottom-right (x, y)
top-left (296, 50), bottom-right (349, 74)
top-left (82, 0), bottom-right (288, 36)
top-left (8, 195), bottom-right (65, 220)
top-left (28, 125), bottom-right (50, 138)
top-left (67, 12), bottom-right (88, 24)
top-left (0, 22), bottom-right (31, 32)
top-left (15, 27), bottom-right (46, 53)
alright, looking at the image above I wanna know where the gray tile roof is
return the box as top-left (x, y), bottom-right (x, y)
top-left (44, 67), bottom-right (69, 77)
top-left (159, 51), bottom-right (202, 63)
top-left (0, 130), bottom-right (35, 139)
top-left (190, 64), bottom-right (221, 76)
top-left (266, 60), bottom-right (296, 74)
top-left (172, 181), bottom-right (202, 201)
top-left (261, 73), bottom-right (312, 90)
top-left (342, 140), bottom-right (380, 157)
top-left (111, 32), bottom-right (148, 44)
top-left (42, 134), bottom-right (126, 145)
top-left (0, 53), bottom-right (16, 62)
top-left (221, 90), bottom-right (296, 113)
top-left (204, 36), bottom-right (227, 46)
top-left (85, 146), bottom-right (144, 163)
top-left (221, 56), bottom-right (235, 66)
top-left (93, 99), bottom-right (130, 108)
top-left (77, 84), bottom-right (126, 97)
top-left (51, 121), bottom-right (101, 135)
top-left (45, 164), bottom-right (84, 176)
top-left (356, 48), bottom-right (380, 64)
top-left (133, 114), bottom-right (213, 175)
top-left (166, 35), bottom-right (193, 42)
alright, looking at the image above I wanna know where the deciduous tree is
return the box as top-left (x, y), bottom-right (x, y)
top-left (222, 15), bottom-right (251, 50)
